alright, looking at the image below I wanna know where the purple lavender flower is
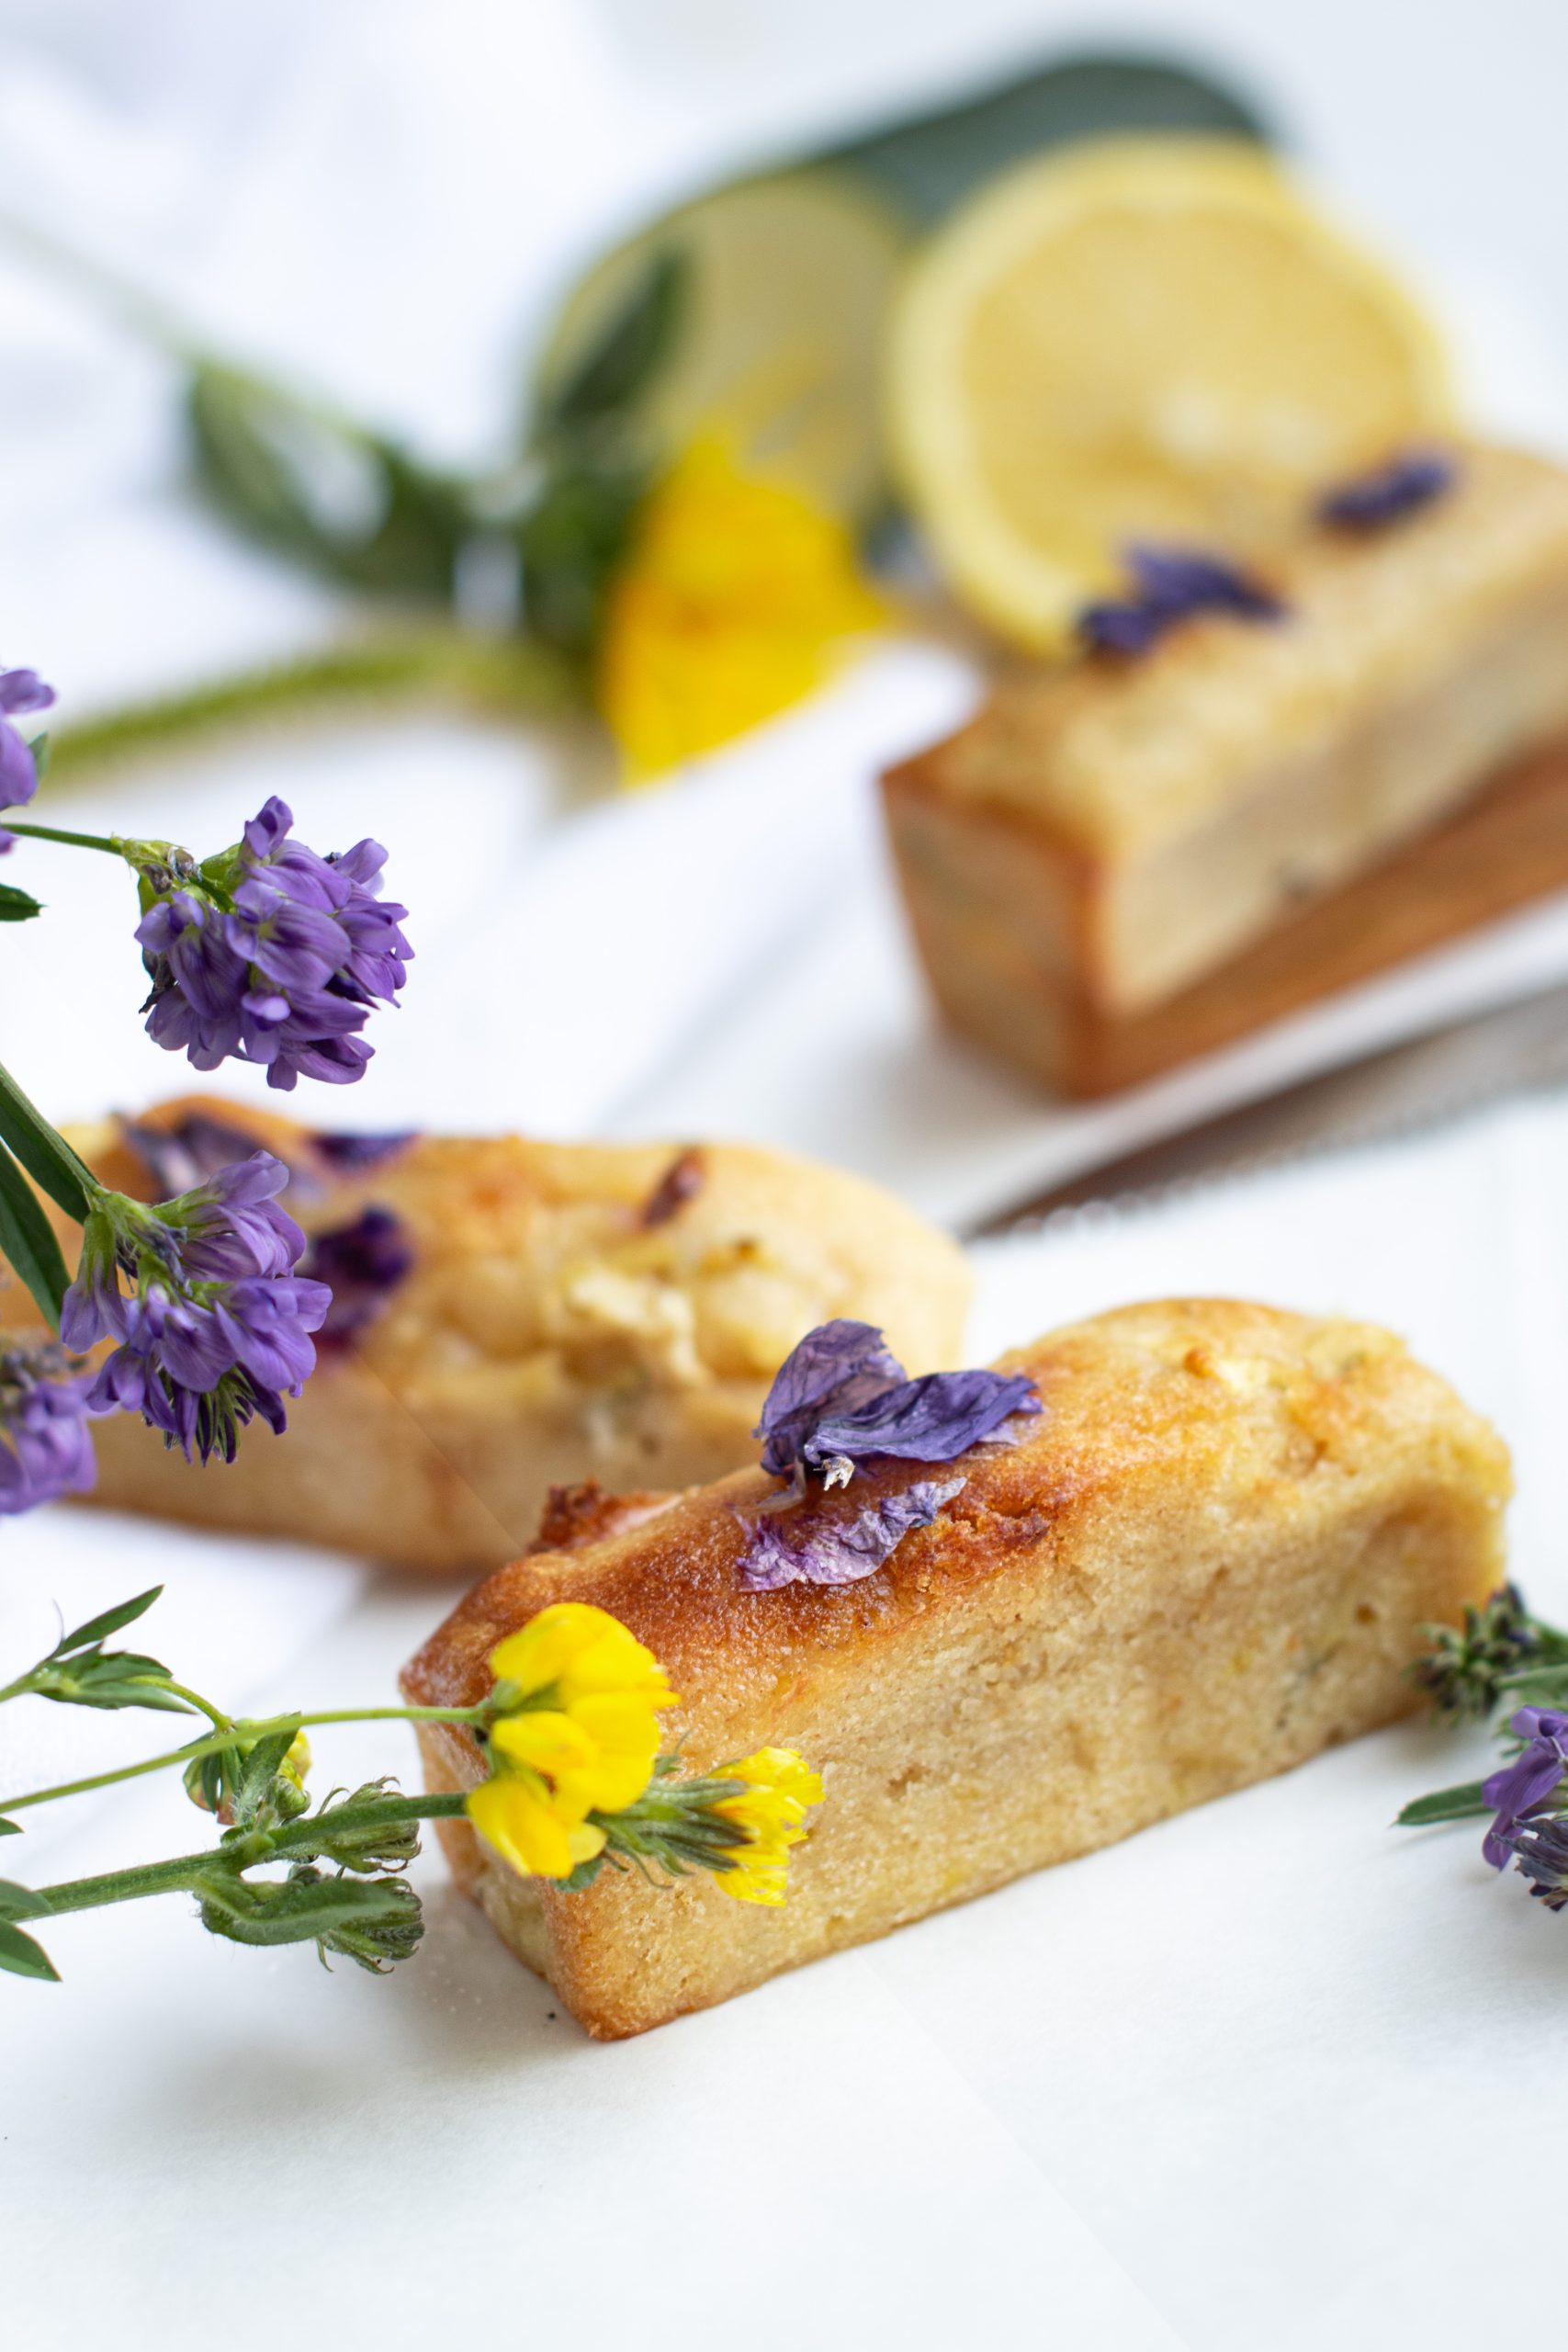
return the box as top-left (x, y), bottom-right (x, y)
top-left (136, 797), bottom-right (411, 1091)
top-left (1078, 545), bottom-right (1286, 659)
top-left (1505, 1815), bottom-right (1568, 1912)
top-left (303, 1205), bottom-right (414, 1345)
top-left (60, 1153), bottom-right (331, 1466)
top-left (738, 1476), bottom-right (965, 1592)
top-left (0, 1340), bottom-right (96, 1514)
top-left (1481, 1707), bottom-right (1568, 1870)
top-left (0, 663), bottom-right (56, 849)
top-left (1317, 449), bottom-right (1456, 532)
top-left (754, 1318), bottom-right (1040, 1485)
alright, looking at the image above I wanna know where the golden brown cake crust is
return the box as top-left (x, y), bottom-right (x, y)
top-left (403, 1298), bottom-right (1510, 2037)
top-left (16, 1097), bottom-right (969, 1574)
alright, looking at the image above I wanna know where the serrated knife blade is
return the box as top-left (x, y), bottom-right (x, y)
top-left (968, 980), bottom-right (1568, 1238)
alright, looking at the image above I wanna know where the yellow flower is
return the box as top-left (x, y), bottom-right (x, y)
top-left (597, 432), bottom-right (882, 783)
top-left (466, 1603), bottom-right (678, 1883)
top-left (711, 1746), bottom-right (824, 1905)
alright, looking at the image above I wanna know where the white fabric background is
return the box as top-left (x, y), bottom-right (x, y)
top-left (3, 7), bottom-right (1568, 2347)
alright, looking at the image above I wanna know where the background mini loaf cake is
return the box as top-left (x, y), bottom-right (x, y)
top-left (35, 1097), bottom-right (970, 1573)
top-left (403, 1297), bottom-right (1510, 2038)
top-left (883, 442), bottom-right (1568, 1095)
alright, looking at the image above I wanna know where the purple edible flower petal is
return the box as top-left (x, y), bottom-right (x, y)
top-left (804, 1364), bottom-right (1043, 1476)
top-left (738, 1476), bottom-right (966, 1591)
top-left (754, 1318), bottom-right (1041, 1483)
top-left (1316, 449), bottom-right (1456, 532)
top-left (754, 1318), bottom-right (907, 1477)
top-left (0, 1340), bottom-right (97, 1515)
top-left (303, 1205), bottom-right (414, 1344)
top-left (1481, 1707), bottom-right (1568, 1869)
top-left (310, 1127), bottom-right (419, 1172)
top-left (136, 797), bottom-right (412, 1091)
top-left (1077, 543), bottom-right (1286, 660)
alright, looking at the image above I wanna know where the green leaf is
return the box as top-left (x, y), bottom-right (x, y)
top-left (0, 1877), bottom-right (51, 1921)
top-left (186, 361), bottom-right (471, 603)
top-left (0, 1918), bottom-right (59, 1982)
top-left (0, 1141), bottom-right (72, 1326)
top-left (0, 882), bottom-right (42, 922)
top-left (1395, 1781), bottom-right (1493, 1827)
top-left (0, 1818), bottom-right (20, 1838)
top-left (512, 454), bottom-right (649, 662)
top-left (536, 248), bottom-right (687, 437)
top-left (197, 1867), bottom-right (424, 1971)
top-left (0, 1062), bottom-right (96, 1225)
top-left (52, 1586), bottom-right (164, 1657)
top-left (229, 1729), bottom-right (299, 1828)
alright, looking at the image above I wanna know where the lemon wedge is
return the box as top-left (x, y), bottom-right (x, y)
top-left (536, 171), bottom-right (910, 525)
top-left (887, 136), bottom-right (1452, 650)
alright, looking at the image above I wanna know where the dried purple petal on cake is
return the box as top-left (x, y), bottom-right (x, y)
top-left (1078, 543), bottom-right (1286, 658)
top-left (1316, 448), bottom-right (1456, 531)
top-left (755, 1317), bottom-right (1041, 1485)
top-left (304, 1205), bottom-right (415, 1345)
top-left (754, 1317), bottom-right (907, 1477)
top-left (802, 1364), bottom-right (1042, 1476)
top-left (738, 1476), bottom-right (966, 1591)
top-left (310, 1128), bottom-right (420, 1172)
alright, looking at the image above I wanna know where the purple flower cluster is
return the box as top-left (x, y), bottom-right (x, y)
top-left (0, 664), bottom-right (55, 849)
top-left (61, 1155), bottom-right (331, 1465)
top-left (137, 797), bottom-right (411, 1091)
top-left (1482, 1706), bottom-right (1568, 1871)
top-left (1077, 546), bottom-right (1286, 659)
top-left (0, 1340), bottom-right (97, 1514)
top-left (1316, 449), bottom-right (1456, 532)
top-left (737, 1320), bottom-right (1041, 1590)
top-left (304, 1205), bottom-right (414, 1345)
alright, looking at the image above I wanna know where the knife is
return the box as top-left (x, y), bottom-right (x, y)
top-left (967, 979), bottom-right (1568, 1238)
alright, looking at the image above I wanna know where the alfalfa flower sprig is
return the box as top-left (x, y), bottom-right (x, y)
top-left (0, 1591), bottom-right (822, 1984)
top-left (0, 661), bottom-right (410, 1493)
top-left (1397, 1585), bottom-right (1568, 1913)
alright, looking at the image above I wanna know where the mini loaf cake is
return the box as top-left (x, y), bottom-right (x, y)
top-left (39, 1096), bottom-right (969, 1573)
top-left (402, 1297), bottom-right (1510, 2037)
top-left (884, 442), bottom-right (1568, 1094)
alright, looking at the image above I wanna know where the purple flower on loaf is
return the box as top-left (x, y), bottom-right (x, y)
top-left (1077, 545), bottom-right (1285, 659)
top-left (739, 1319), bottom-right (1041, 1589)
top-left (739, 1476), bottom-right (966, 1592)
top-left (1316, 449), bottom-right (1456, 532)
top-left (304, 1205), bottom-right (414, 1344)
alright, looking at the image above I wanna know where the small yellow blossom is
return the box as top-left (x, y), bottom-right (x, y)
top-left (711, 1746), bottom-right (824, 1905)
top-left (598, 432), bottom-right (882, 782)
top-left (466, 1603), bottom-right (678, 1883)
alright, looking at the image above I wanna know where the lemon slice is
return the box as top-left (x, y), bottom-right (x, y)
top-left (887, 137), bottom-right (1452, 650)
top-left (536, 171), bottom-right (910, 524)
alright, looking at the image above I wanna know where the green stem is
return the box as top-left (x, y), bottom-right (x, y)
top-left (39, 631), bottom-right (580, 785)
top-left (160, 1683), bottom-right (234, 1736)
top-left (0, 820), bottom-right (125, 854)
top-left (0, 1704), bottom-right (486, 1816)
top-left (35, 1793), bottom-right (470, 1917)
